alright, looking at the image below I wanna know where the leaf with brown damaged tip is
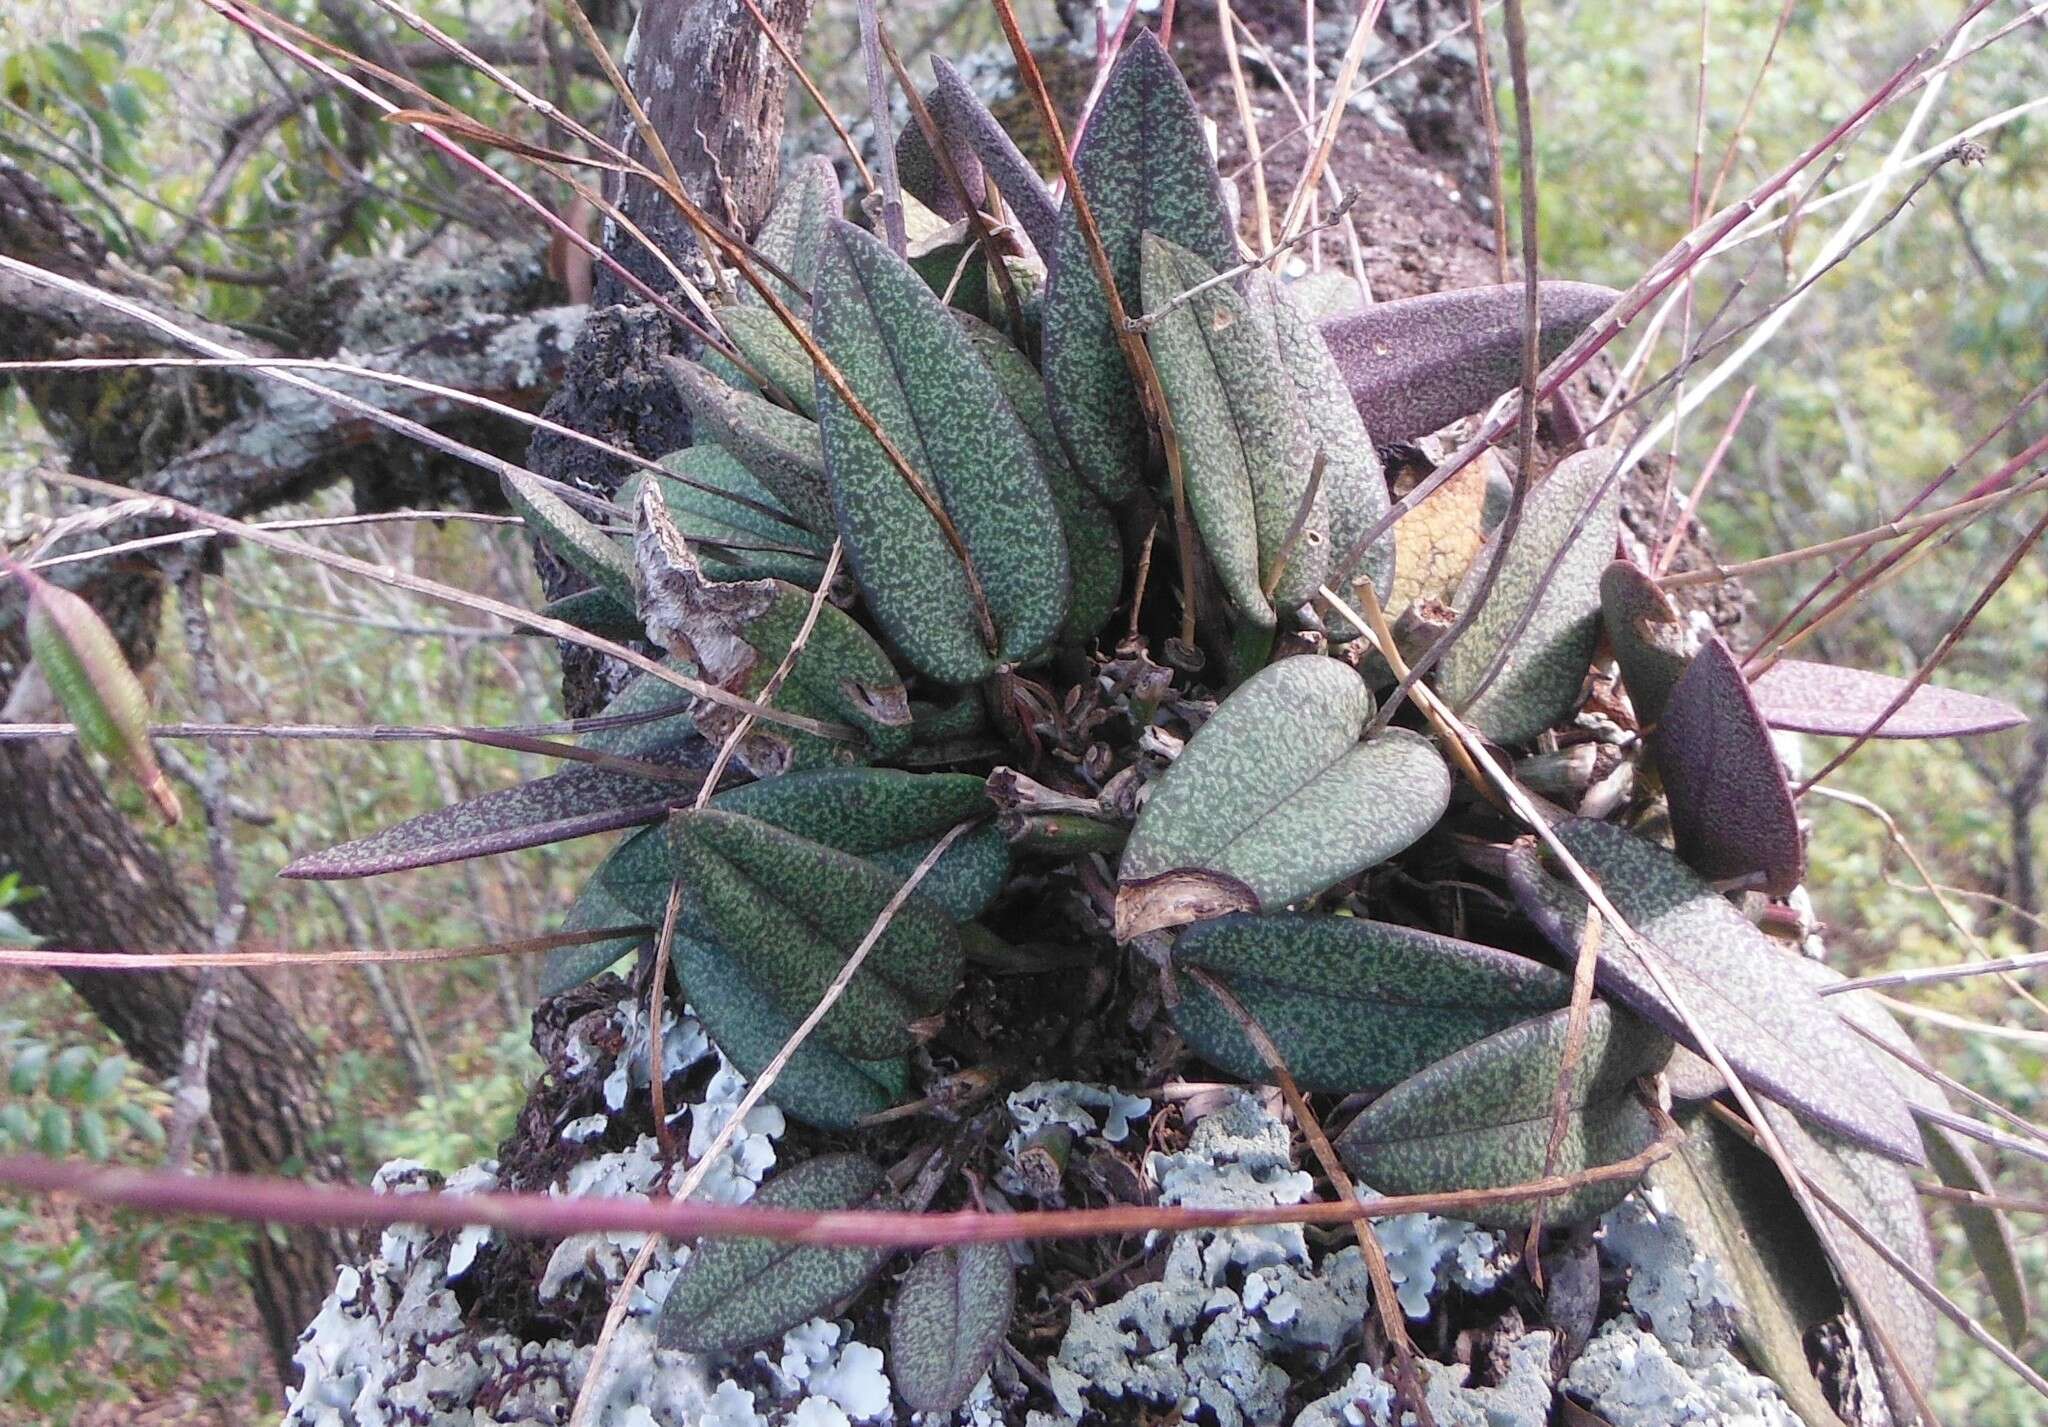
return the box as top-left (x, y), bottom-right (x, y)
top-left (1651, 635), bottom-right (1805, 896)
top-left (1600, 558), bottom-right (1694, 729)
top-left (636, 485), bottom-right (910, 770)
top-left (1319, 280), bottom-right (1618, 443)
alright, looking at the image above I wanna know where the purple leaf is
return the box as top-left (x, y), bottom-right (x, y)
top-left (1599, 558), bottom-right (1691, 729)
top-left (1652, 636), bottom-right (1805, 897)
top-left (1507, 819), bottom-right (1923, 1165)
top-left (280, 752), bottom-right (699, 879)
top-left (895, 86), bottom-right (985, 222)
top-left (1319, 281), bottom-right (1617, 444)
top-left (929, 56), bottom-right (1057, 259)
top-left (1750, 658), bottom-right (2026, 739)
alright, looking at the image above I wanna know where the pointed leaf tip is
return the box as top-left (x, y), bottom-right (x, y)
top-left (1749, 658), bottom-right (2026, 740)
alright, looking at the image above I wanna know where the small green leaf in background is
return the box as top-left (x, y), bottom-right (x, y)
top-left (889, 1241), bottom-right (1017, 1413)
top-left (1141, 233), bottom-right (1324, 624)
top-left (669, 809), bottom-right (963, 1060)
top-left (635, 446), bottom-right (829, 587)
top-left (1437, 446), bottom-right (1625, 745)
top-left (1651, 635), bottom-right (1805, 896)
top-left (1041, 31), bottom-right (1236, 502)
top-left (658, 1153), bottom-right (897, 1353)
top-left (1260, 272), bottom-right (1394, 604)
top-left (1599, 558), bottom-right (1693, 729)
top-left (1334, 1001), bottom-right (1671, 1230)
top-left (543, 824), bottom-right (668, 996)
top-left (1507, 819), bottom-right (1922, 1164)
top-left (664, 357), bottom-right (837, 536)
top-left (716, 305), bottom-right (820, 418)
top-left (1171, 912), bottom-right (1571, 1092)
top-left (1117, 656), bottom-right (1450, 937)
top-left (812, 218), bottom-right (1071, 684)
top-left (499, 470), bottom-right (635, 607)
top-left (744, 154), bottom-right (841, 310)
top-left (19, 569), bottom-right (180, 825)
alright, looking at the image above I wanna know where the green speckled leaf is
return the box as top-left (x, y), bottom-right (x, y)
top-left (500, 471), bottom-right (634, 606)
top-left (1758, 1100), bottom-right (1935, 1427)
top-left (658, 1153), bottom-right (896, 1353)
top-left (714, 767), bottom-right (1008, 921)
top-left (956, 313), bottom-right (1123, 644)
top-left (1438, 446), bottom-right (1624, 745)
top-left (1652, 635), bottom-right (1805, 896)
top-left (1142, 235), bottom-right (1324, 622)
top-left (1319, 281), bottom-right (1617, 444)
top-left (1600, 558), bottom-right (1692, 729)
top-left (669, 809), bottom-right (963, 1060)
top-left (676, 931), bottom-right (904, 1130)
top-left (544, 823), bottom-right (669, 995)
top-left (1506, 820), bottom-right (1922, 1164)
top-left (1335, 1001), bottom-right (1671, 1230)
top-left (583, 659), bottom-right (702, 758)
top-left (539, 586), bottom-right (645, 642)
top-left (1117, 657), bottom-right (1451, 937)
top-left (632, 446), bottom-right (829, 587)
top-left (664, 358), bottom-right (836, 536)
top-left (719, 305), bottom-right (819, 418)
top-left (1652, 1111), bottom-right (1849, 1427)
top-left (1262, 273), bottom-right (1393, 603)
top-left (1041, 31), bottom-right (1235, 501)
top-left (890, 1242), bottom-right (1016, 1414)
top-left (812, 218), bottom-right (1070, 683)
top-left (747, 154), bottom-right (841, 310)
top-left (1172, 913), bottom-right (1569, 1092)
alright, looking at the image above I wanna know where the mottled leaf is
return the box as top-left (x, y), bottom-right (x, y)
top-left (1599, 558), bottom-right (1693, 729)
top-left (1651, 1111), bottom-right (1849, 1427)
top-left (1041, 31), bottom-right (1235, 501)
top-left (583, 659), bottom-right (703, 759)
top-left (1319, 281), bottom-right (1617, 443)
top-left (1334, 1002), bottom-right (1671, 1230)
top-left (1117, 657), bottom-right (1451, 938)
top-left (665, 357), bottom-right (836, 536)
top-left (719, 305), bottom-right (819, 418)
top-left (1171, 912), bottom-right (1570, 1092)
top-left (669, 809), bottom-right (963, 1060)
top-left (746, 154), bottom-right (842, 310)
top-left (714, 767), bottom-right (1009, 921)
top-left (1758, 1100), bottom-right (1935, 1426)
top-left (22, 570), bottom-right (179, 824)
top-left (544, 823), bottom-right (667, 995)
top-left (956, 313), bottom-right (1123, 644)
top-left (890, 1242), bottom-right (1017, 1413)
top-left (500, 470), bottom-right (635, 606)
top-left (1261, 272), bottom-right (1394, 602)
top-left (1652, 636), bottom-right (1805, 895)
top-left (1142, 234), bottom-right (1325, 622)
top-left (632, 446), bottom-right (829, 587)
top-left (896, 89), bottom-right (985, 222)
top-left (637, 486), bottom-right (910, 771)
top-left (676, 931), bottom-right (905, 1130)
top-left (813, 218), bottom-right (1070, 683)
top-left (930, 56), bottom-right (1057, 259)
top-left (539, 586), bottom-right (645, 642)
top-left (1438, 446), bottom-right (1624, 745)
top-left (1506, 819), bottom-right (1922, 1163)
top-left (1749, 659), bottom-right (2026, 740)
top-left (280, 752), bottom-right (694, 880)
top-left (1387, 449), bottom-right (1494, 615)
top-left (657, 1153), bottom-right (896, 1353)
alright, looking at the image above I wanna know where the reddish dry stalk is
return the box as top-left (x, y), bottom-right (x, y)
top-left (1652, 383), bottom-right (1756, 577)
top-left (1523, 914), bottom-right (1602, 1279)
top-left (1466, 0), bottom-right (1510, 284)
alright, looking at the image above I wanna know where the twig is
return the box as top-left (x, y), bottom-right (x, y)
top-left (1465, 0), bottom-right (1509, 283)
top-left (1275, 0), bottom-right (1388, 243)
top-left (1652, 384), bottom-right (1755, 578)
top-left (1524, 912), bottom-right (1601, 1279)
top-left (0, 926), bottom-right (650, 972)
top-left (1215, 0), bottom-right (1273, 255)
top-left (1825, 949), bottom-right (2048, 996)
top-left (735, 0), bottom-right (876, 191)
